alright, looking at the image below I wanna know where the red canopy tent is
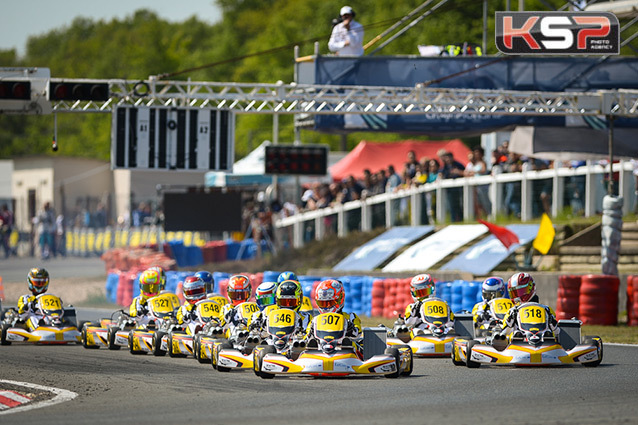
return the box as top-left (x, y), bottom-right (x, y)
top-left (329, 139), bottom-right (471, 181)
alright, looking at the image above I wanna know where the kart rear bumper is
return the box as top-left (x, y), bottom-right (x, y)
top-left (5, 326), bottom-right (80, 344)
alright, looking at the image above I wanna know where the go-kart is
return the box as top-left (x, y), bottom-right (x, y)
top-left (451, 302), bottom-right (603, 368)
top-left (252, 307), bottom-right (307, 378)
top-left (255, 312), bottom-right (413, 378)
top-left (211, 301), bottom-right (262, 371)
top-left (81, 293), bottom-right (180, 354)
top-left (387, 297), bottom-right (472, 357)
top-left (474, 297), bottom-right (514, 337)
top-left (165, 299), bottom-right (226, 362)
top-left (1, 294), bottom-right (81, 345)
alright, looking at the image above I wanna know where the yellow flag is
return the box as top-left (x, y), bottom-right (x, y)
top-left (533, 213), bottom-right (555, 255)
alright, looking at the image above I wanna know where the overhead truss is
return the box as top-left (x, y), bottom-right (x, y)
top-left (50, 78), bottom-right (638, 117)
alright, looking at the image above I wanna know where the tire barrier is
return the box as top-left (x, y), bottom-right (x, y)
top-left (556, 275), bottom-right (582, 320)
top-left (601, 195), bottom-right (623, 276)
top-left (579, 274), bottom-right (620, 326)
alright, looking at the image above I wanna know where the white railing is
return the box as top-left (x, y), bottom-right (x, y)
top-left (274, 161), bottom-right (636, 248)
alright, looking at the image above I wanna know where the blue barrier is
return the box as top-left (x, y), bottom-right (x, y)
top-left (462, 281), bottom-right (481, 313)
top-left (263, 271), bottom-right (281, 283)
top-left (105, 273), bottom-right (120, 303)
top-left (212, 272), bottom-right (230, 293)
top-left (185, 246), bottom-right (204, 267)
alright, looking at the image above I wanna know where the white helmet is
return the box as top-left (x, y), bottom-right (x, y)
top-left (340, 6), bottom-right (354, 16)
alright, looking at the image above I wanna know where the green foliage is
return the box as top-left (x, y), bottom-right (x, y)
top-left (0, 0), bottom-right (634, 160)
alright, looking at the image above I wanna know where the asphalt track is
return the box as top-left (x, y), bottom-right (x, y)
top-left (1, 339), bottom-right (637, 424)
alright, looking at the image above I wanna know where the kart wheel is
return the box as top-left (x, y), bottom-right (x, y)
top-left (1, 322), bottom-right (11, 346)
top-left (82, 325), bottom-right (99, 349)
top-left (254, 345), bottom-right (276, 379)
top-left (168, 332), bottom-right (186, 358)
top-left (397, 345), bottom-right (413, 377)
top-left (384, 347), bottom-right (401, 379)
top-left (215, 342), bottom-right (232, 372)
top-left (194, 335), bottom-right (207, 364)
top-left (582, 336), bottom-right (603, 368)
top-left (107, 326), bottom-right (121, 350)
top-left (451, 340), bottom-right (464, 366)
top-left (152, 331), bottom-right (167, 356)
top-left (466, 340), bottom-right (481, 368)
top-left (129, 330), bottom-right (146, 355)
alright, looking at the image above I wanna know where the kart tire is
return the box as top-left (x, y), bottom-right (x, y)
top-left (168, 332), bottom-right (186, 358)
top-left (1, 322), bottom-right (11, 346)
top-left (214, 342), bottom-right (232, 372)
top-left (582, 336), bottom-right (603, 367)
top-left (254, 345), bottom-right (276, 379)
top-left (152, 331), bottom-right (167, 356)
top-left (466, 340), bottom-right (481, 368)
top-left (107, 326), bottom-right (121, 351)
top-left (383, 347), bottom-right (401, 379)
top-left (397, 344), bottom-right (413, 377)
top-left (129, 330), bottom-right (146, 355)
top-left (82, 324), bottom-right (99, 349)
top-left (451, 340), bottom-right (464, 366)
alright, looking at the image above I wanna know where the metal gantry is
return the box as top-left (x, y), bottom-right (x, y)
top-left (48, 78), bottom-right (638, 117)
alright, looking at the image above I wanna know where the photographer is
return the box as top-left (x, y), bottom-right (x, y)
top-left (328, 6), bottom-right (364, 56)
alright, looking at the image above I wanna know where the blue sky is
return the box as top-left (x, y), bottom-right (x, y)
top-left (1, 0), bottom-right (222, 56)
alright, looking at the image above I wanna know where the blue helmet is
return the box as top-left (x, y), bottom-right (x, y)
top-left (277, 271), bottom-right (298, 284)
top-left (481, 277), bottom-right (506, 301)
top-left (194, 270), bottom-right (214, 294)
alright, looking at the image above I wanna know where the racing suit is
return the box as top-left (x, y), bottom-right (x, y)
top-left (472, 300), bottom-right (491, 329)
top-left (176, 302), bottom-right (196, 326)
top-left (129, 296), bottom-right (150, 318)
top-left (17, 294), bottom-right (36, 317)
top-left (305, 310), bottom-right (361, 341)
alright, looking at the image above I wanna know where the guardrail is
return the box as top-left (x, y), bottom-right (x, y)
top-left (274, 161), bottom-right (636, 248)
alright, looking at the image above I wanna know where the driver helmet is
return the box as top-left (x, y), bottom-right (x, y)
top-left (148, 266), bottom-right (167, 291)
top-left (276, 280), bottom-right (303, 311)
top-left (27, 268), bottom-right (49, 295)
top-left (315, 279), bottom-right (345, 314)
top-left (255, 281), bottom-right (278, 310)
top-left (139, 269), bottom-right (161, 299)
top-left (194, 270), bottom-right (214, 294)
top-left (410, 273), bottom-right (435, 302)
top-left (227, 275), bottom-right (251, 306)
top-left (183, 276), bottom-right (206, 305)
top-left (507, 272), bottom-right (536, 304)
top-left (277, 271), bottom-right (298, 284)
top-left (481, 277), bottom-right (506, 301)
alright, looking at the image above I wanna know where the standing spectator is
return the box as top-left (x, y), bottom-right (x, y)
top-left (0, 204), bottom-right (13, 258)
top-left (55, 214), bottom-right (66, 257)
top-left (375, 169), bottom-right (388, 194)
top-left (328, 6), bottom-right (364, 56)
top-left (438, 149), bottom-right (466, 222)
top-left (94, 202), bottom-right (107, 228)
top-left (405, 150), bottom-right (419, 179)
top-left (386, 165), bottom-right (402, 192)
top-left (132, 202), bottom-right (150, 227)
top-left (465, 146), bottom-right (491, 218)
top-left (345, 175), bottom-right (364, 201)
top-left (37, 201), bottom-right (56, 259)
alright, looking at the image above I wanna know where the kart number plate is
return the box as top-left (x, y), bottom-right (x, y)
top-left (150, 295), bottom-right (175, 313)
top-left (39, 295), bottom-right (62, 310)
top-left (209, 295), bottom-right (228, 307)
top-left (520, 306), bottom-right (546, 324)
top-left (239, 302), bottom-right (259, 324)
top-left (421, 300), bottom-right (448, 318)
top-left (316, 313), bottom-right (343, 332)
top-left (491, 298), bottom-right (514, 316)
top-left (199, 301), bottom-right (222, 318)
top-left (268, 309), bottom-right (295, 325)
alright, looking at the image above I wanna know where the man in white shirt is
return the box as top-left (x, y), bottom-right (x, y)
top-left (328, 6), bottom-right (364, 56)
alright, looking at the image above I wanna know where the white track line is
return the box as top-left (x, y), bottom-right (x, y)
top-left (0, 380), bottom-right (77, 416)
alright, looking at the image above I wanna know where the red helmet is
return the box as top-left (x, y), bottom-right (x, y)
top-left (183, 276), bottom-right (206, 304)
top-left (507, 272), bottom-right (536, 304)
top-left (410, 274), bottom-right (435, 301)
top-left (227, 275), bottom-right (251, 306)
top-left (315, 279), bottom-right (345, 313)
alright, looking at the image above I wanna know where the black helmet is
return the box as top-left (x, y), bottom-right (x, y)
top-left (276, 280), bottom-right (303, 311)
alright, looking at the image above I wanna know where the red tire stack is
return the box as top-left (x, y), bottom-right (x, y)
top-left (629, 276), bottom-right (638, 326)
top-left (371, 279), bottom-right (385, 317)
top-left (397, 278), bottom-right (412, 315)
top-left (218, 279), bottom-right (229, 299)
top-left (383, 279), bottom-right (397, 319)
top-left (579, 274), bottom-right (619, 326)
top-left (556, 275), bottom-right (581, 320)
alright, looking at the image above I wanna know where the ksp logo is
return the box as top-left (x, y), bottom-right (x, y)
top-left (496, 12), bottom-right (619, 55)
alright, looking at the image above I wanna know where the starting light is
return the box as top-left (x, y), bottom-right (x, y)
top-left (49, 81), bottom-right (109, 101)
top-left (265, 145), bottom-right (328, 176)
top-left (0, 81), bottom-right (31, 100)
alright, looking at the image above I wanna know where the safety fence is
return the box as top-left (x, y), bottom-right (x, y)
top-left (274, 161), bottom-right (636, 248)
